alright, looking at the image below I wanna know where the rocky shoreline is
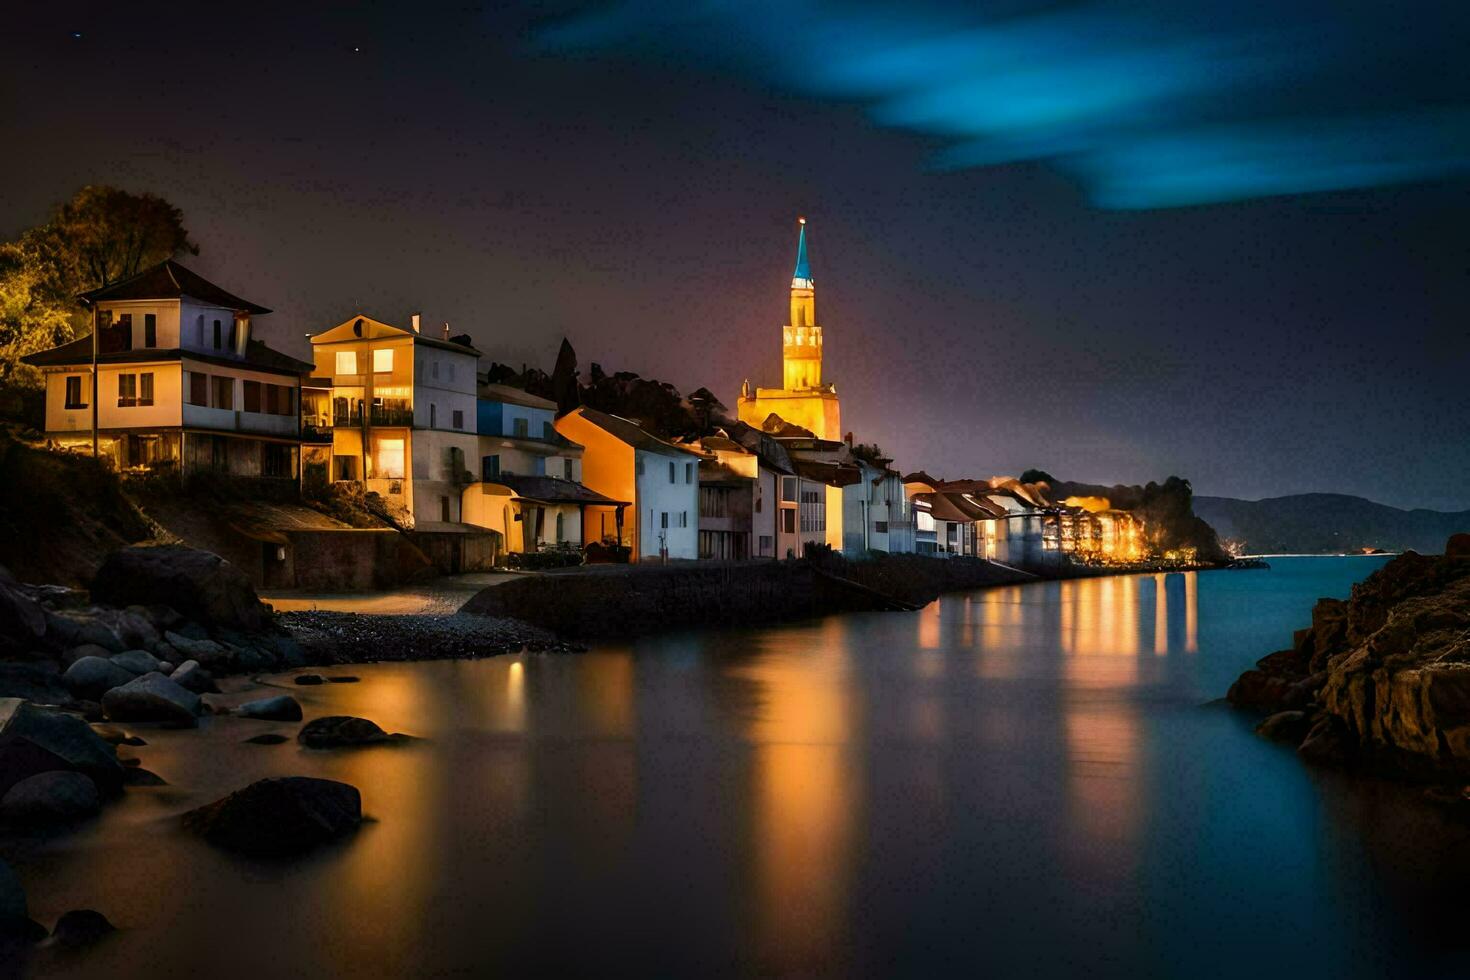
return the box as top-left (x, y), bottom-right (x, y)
top-left (0, 543), bottom-right (573, 955)
top-left (1227, 534), bottom-right (1470, 789)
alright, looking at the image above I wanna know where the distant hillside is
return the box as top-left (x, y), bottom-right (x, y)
top-left (1193, 493), bottom-right (1470, 555)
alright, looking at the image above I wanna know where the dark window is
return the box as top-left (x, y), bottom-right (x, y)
top-left (441, 496), bottom-right (451, 522)
top-left (227, 319), bottom-right (237, 350)
top-left (144, 313), bottom-right (156, 348)
top-left (563, 459), bottom-right (573, 480)
top-left (781, 509), bottom-right (796, 533)
top-left (429, 403), bottom-right (437, 428)
top-left (189, 372), bottom-right (209, 406)
top-left (482, 455), bottom-right (500, 481)
top-left (685, 462), bottom-right (694, 483)
top-left (874, 521), bottom-right (889, 534)
top-left (196, 314), bottom-right (205, 346)
top-left (243, 380), bottom-right (262, 413)
top-left (452, 409), bottom-right (464, 429)
top-left (262, 443), bottom-right (293, 479)
top-left (64, 375), bottom-right (86, 409)
top-left (513, 417), bottom-right (528, 438)
top-left (781, 477), bottom-right (797, 502)
top-left (117, 314), bottom-right (133, 351)
top-left (542, 420), bottom-right (555, 440)
top-left (660, 511), bottom-right (669, 529)
top-left (213, 320), bottom-right (222, 349)
top-left (138, 372), bottom-right (153, 406)
top-left (668, 461), bottom-right (676, 483)
top-left (117, 373), bottom-right (137, 407)
top-left (212, 376), bottom-right (233, 410)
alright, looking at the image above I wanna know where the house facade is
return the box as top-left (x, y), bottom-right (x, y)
top-left (460, 384), bottom-right (626, 557)
top-left (22, 261), bottom-right (309, 481)
top-left (308, 314), bottom-right (481, 528)
top-left (842, 458), bottom-right (916, 556)
top-left (554, 406), bottom-right (700, 561)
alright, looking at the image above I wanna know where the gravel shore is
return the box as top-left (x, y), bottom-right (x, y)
top-left (279, 610), bottom-right (582, 664)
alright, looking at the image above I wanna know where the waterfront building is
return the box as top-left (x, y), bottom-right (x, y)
top-left (307, 314), bottom-right (496, 571)
top-left (553, 406), bottom-right (701, 561)
top-left (460, 383), bottom-right (626, 558)
top-left (22, 260), bottom-right (310, 482)
top-left (725, 423), bottom-right (804, 559)
top-left (843, 456), bottom-right (917, 556)
top-left (737, 219), bottom-right (842, 441)
top-left (692, 438), bottom-right (757, 560)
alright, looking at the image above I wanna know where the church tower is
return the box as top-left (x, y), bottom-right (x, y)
top-left (782, 218), bottom-right (822, 390)
top-left (737, 217), bottom-right (843, 440)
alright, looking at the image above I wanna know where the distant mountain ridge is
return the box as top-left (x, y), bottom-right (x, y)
top-left (1193, 493), bottom-right (1470, 555)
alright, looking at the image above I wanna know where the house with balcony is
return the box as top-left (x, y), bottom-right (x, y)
top-left (21, 260), bottom-right (310, 481)
top-left (308, 313), bottom-right (482, 531)
top-left (553, 406), bottom-right (701, 561)
top-left (460, 384), bottom-right (627, 560)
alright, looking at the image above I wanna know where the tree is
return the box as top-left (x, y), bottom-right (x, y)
top-left (0, 186), bottom-right (196, 387)
top-left (550, 337), bottom-right (580, 415)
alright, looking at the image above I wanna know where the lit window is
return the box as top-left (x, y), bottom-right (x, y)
top-left (376, 438), bottom-right (405, 479)
top-left (373, 348), bottom-right (393, 373)
top-left (138, 373), bottom-right (153, 407)
top-left (335, 351), bottom-right (357, 375)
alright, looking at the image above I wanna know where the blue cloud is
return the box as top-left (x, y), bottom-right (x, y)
top-left (536, 1), bottom-right (1470, 208)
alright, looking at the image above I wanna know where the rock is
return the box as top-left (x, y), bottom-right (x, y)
top-left (0, 771), bottom-right (101, 824)
top-left (121, 768), bottom-right (167, 787)
top-left (61, 642), bottom-right (117, 668)
top-left (62, 657), bottom-right (137, 700)
top-left (0, 664), bottom-right (73, 705)
top-left (244, 733), bottom-right (289, 745)
top-left (235, 695), bottom-right (302, 722)
top-left (0, 576), bottom-right (48, 658)
top-left (170, 660), bottom-right (218, 694)
top-left (48, 614), bottom-right (124, 655)
top-left (1226, 670), bottom-right (1291, 712)
top-left (298, 715), bottom-right (407, 749)
top-left (116, 610), bottom-right (161, 651)
top-left (52, 909), bottom-right (114, 948)
top-left (327, 676), bottom-right (360, 684)
top-left (91, 546), bottom-right (275, 634)
top-left (0, 698), bottom-right (124, 796)
top-left (101, 673), bottom-right (201, 727)
top-left (163, 632), bottom-right (231, 670)
top-left (181, 777), bottom-right (362, 856)
top-left (153, 641), bottom-right (180, 665)
top-left (1256, 710), bottom-right (1313, 744)
top-left (110, 650), bottom-right (163, 676)
top-left (1298, 714), bottom-right (1355, 767)
top-left (1446, 533), bottom-right (1470, 558)
top-left (293, 674), bottom-right (324, 686)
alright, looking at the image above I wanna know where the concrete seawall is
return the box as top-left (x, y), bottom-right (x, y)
top-left (461, 556), bottom-right (1035, 640)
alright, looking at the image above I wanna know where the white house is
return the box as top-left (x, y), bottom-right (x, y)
top-left (842, 458), bottom-right (916, 556)
top-left (554, 406), bottom-right (701, 561)
top-left (22, 260), bottom-right (310, 481)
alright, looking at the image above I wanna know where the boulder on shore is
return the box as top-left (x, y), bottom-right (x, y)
top-left (170, 660), bottom-right (218, 694)
top-left (52, 909), bottom-right (114, 948)
top-left (0, 858), bottom-right (46, 945)
top-left (298, 715), bottom-right (409, 749)
top-left (0, 664), bottom-right (73, 705)
top-left (91, 546), bottom-right (274, 634)
top-left (0, 698), bottom-right (124, 797)
top-left (63, 657), bottom-right (137, 700)
top-left (109, 650), bottom-right (163, 676)
top-left (182, 777), bottom-right (361, 856)
top-left (235, 695), bottom-right (302, 721)
top-left (101, 673), bottom-right (201, 727)
top-left (0, 771), bottom-right (101, 824)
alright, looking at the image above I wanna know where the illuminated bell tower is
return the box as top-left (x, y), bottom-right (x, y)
top-left (782, 218), bottom-right (822, 390)
top-left (736, 216), bottom-right (842, 441)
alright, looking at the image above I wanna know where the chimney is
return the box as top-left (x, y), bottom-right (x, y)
top-left (442, 322), bottom-right (451, 340)
top-left (844, 431), bottom-right (854, 447)
top-left (410, 313), bottom-right (421, 334)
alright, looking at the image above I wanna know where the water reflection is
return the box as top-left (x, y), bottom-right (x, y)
top-left (18, 558), bottom-right (1463, 980)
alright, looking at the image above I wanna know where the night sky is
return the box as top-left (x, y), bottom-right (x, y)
top-left (5, 2), bottom-right (1467, 509)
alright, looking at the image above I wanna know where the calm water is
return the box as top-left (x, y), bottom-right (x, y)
top-left (9, 556), bottom-right (1470, 978)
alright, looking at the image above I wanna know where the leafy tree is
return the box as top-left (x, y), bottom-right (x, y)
top-left (0, 186), bottom-right (196, 387)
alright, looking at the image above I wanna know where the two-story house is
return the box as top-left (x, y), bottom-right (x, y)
top-left (308, 314), bottom-right (480, 528)
top-left (461, 384), bottom-right (627, 557)
top-left (21, 260), bottom-right (310, 481)
top-left (553, 406), bottom-right (701, 561)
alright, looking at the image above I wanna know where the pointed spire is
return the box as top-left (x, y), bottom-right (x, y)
top-left (791, 217), bottom-right (812, 289)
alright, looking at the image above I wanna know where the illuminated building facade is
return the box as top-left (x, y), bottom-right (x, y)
top-left (737, 219), bottom-right (842, 441)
